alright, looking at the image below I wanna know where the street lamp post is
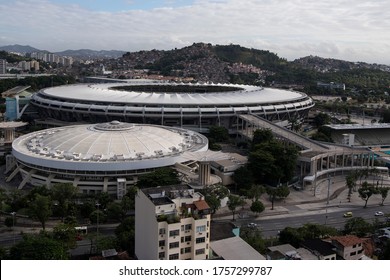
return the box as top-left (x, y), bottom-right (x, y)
top-left (11, 212), bottom-right (16, 245)
top-left (325, 177), bottom-right (331, 225)
top-left (95, 202), bottom-right (100, 252)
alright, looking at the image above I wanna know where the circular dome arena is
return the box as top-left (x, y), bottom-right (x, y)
top-left (30, 80), bottom-right (314, 130)
top-left (12, 121), bottom-right (208, 197)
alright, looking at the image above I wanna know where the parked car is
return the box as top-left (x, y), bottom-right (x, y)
top-left (375, 211), bottom-right (384, 216)
top-left (343, 211), bottom-right (353, 217)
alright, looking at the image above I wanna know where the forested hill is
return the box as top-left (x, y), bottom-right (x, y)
top-left (121, 43), bottom-right (390, 91)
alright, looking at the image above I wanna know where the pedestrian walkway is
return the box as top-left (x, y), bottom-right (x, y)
top-left (214, 174), bottom-right (389, 221)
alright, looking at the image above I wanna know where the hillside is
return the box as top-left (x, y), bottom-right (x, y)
top-left (0, 44), bottom-right (41, 54)
top-left (120, 43), bottom-right (390, 89)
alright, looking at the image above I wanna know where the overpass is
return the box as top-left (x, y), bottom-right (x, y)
top-left (236, 114), bottom-right (330, 152)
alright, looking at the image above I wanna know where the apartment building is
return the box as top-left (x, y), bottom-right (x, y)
top-left (135, 184), bottom-right (211, 260)
top-left (0, 59), bottom-right (6, 74)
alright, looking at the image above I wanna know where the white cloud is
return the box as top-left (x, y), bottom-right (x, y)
top-left (1, 0), bottom-right (390, 64)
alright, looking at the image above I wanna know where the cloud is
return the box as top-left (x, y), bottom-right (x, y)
top-left (1, 0), bottom-right (390, 64)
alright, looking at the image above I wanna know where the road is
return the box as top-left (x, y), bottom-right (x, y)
top-left (235, 204), bottom-right (390, 237)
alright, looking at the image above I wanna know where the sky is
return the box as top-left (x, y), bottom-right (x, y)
top-left (1, 0), bottom-right (390, 64)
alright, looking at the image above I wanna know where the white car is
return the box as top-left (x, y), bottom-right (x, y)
top-left (375, 211), bottom-right (384, 216)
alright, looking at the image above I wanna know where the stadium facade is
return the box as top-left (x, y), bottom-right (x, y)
top-left (30, 80), bottom-right (314, 131)
top-left (10, 121), bottom-right (208, 197)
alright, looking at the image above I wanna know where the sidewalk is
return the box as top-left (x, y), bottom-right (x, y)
top-left (213, 175), bottom-right (388, 221)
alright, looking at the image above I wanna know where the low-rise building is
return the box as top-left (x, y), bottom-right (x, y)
top-left (301, 239), bottom-right (337, 260)
top-left (331, 235), bottom-right (365, 260)
top-left (210, 153), bottom-right (247, 185)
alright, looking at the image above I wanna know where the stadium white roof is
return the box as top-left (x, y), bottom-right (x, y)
top-left (40, 82), bottom-right (307, 106)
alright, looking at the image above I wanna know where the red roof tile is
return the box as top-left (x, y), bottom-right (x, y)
top-left (193, 200), bottom-right (210, 211)
top-left (331, 235), bottom-right (363, 247)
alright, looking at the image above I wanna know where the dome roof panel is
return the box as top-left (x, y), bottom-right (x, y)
top-left (13, 122), bottom-right (208, 167)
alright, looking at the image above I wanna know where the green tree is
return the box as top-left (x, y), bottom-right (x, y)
top-left (115, 217), bottom-right (135, 256)
top-left (136, 167), bottom-right (180, 188)
top-left (344, 217), bottom-right (373, 237)
top-left (251, 128), bottom-right (274, 148)
top-left (51, 183), bottom-right (78, 221)
top-left (232, 166), bottom-right (254, 193)
top-left (247, 184), bottom-right (265, 202)
top-left (201, 184), bottom-right (229, 214)
top-left (346, 172), bottom-right (357, 202)
top-left (249, 140), bottom-right (298, 185)
top-left (266, 185), bottom-right (290, 210)
top-left (313, 112), bottom-right (331, 128)
top-left (227, 195), bottom-right (245, 221)
top-left (107, 202), bottom-right (125, 222)
top-left (278, 227), bottom-right (304, 248)
top-left (52, 223), bottom-right (77, 251)
top-left (79, 199), bottom-right (96, 219)
top-left (90, 209), bottom-right (107, 224)
top-left (381, 239), bottom-right (390, 260)
top-left (248, 149), bottom-right (276, 183)
top-left (95, 192), bottom-right (113, 210)
top-left (6, 189), bottom-right (27, 212)
top-left (4, 216), bottom-right (16, 228)
top-left (298, 223), bottom-right (339, 239)
top-left (0, 188), bottom-right (8, 211)
top-left (124, 186), bottom-right (138, 209)
top-left (240, 226), bottom-right (267, 253)
top-left (250, 200), bottom-right (265, 216)
top-left (208, 126), bottom-right (229, 142)
top-left (377, 187), bottom-right (390, 206)
top-left (9, 233), bottom-right (67, 260)
top-left (358, 182), bottom-right (377, 208)
top-left (29, 194), bottom-right (52, 230)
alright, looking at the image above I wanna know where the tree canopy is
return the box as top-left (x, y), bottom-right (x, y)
top-left (136, 167), bottom-right (180, 188)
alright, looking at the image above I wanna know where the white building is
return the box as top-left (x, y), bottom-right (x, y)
top-left (9, 121), bottom-right (208, 197)
top-left (135, 184), bottom-right (211, 260)
top-left (331, 235), bottom-right (365, 260)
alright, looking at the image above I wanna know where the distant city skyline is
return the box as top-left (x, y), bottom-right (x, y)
top-left (1, 0), bottom-right (390, 64)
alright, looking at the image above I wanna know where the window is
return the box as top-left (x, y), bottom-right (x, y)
top-left (185, 236), bottom-right (192, 242)
top-left (350, 251), bottom-right (357, 256)
top-left (195, 248), bottom-right (205, 255)
top-left (196, 225), bottom-right (206, 233)
top-left (196, 237), bottom-right (205, 244)
top-left (169, 242), bottom-right (179, 249)
top-left (159, 240), bottom-right (165, 247)
top-left (185, 224), bottom-right (192, 230)
top-left (169, 229), bottom-right (180, 237)
top-left (159, 252), bottom-right (165, 259)
top-left (159, 228), bottom-right (166, 235)
top-left (184, 247), bottom-right (191, 253)
top-left (169, 253), bottom-right (179, 260)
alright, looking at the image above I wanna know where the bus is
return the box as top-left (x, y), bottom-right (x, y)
top-left (74, 226), bottom-right (88, 240)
